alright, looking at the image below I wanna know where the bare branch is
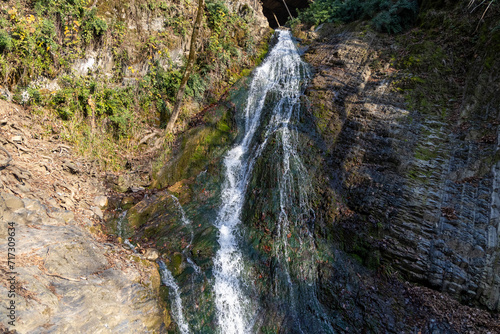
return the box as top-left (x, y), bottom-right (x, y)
top-left (0, 145), bottom-right (12, 167)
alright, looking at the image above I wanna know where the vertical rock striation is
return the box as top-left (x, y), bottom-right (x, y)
top-left (303, 25), bottom-right (500, 312)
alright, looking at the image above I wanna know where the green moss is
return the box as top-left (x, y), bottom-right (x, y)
top-left (127, 194), bottom-right (170, 228)
top-left (350, 253), bottom-right (363, 264)
top-left (169, 252), bottom-right (184, 276)
top-left (151, 78), bottom-right (251, 188)
top-left (191, 226), bottom-right (218, 260)
top-left (414, 145), bottom-right (438, 161)
top-left (240, 68), bottom-right (252, 77)
top-left (407, 168), bottom-right (432, 182)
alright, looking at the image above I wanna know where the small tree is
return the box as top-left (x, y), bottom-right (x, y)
top-left (165, 0), bottom-right (205, 133)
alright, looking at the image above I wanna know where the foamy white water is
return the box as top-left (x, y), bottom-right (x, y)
top-left (170, 194), bottom-right (191, 226)
top-left (158, 261), bottom-right (190, 334)
top-left (116, 210), bottom-right (127, 238)
top-left (170, 194), bottom-right (200, 273)
top-left (213, 29), bottom-right (311, 334)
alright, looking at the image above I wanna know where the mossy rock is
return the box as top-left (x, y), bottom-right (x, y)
top-left (121, 196), bottom-right (136, 210)
top-left (191, 226), bottom-right (218, 260)
top-left (127, 193), bottom-right (170, 228)
top-left (158, 286), bottom-right (173, 328)
top-left (170, 252), bottom-right (184, 276)
top-left (152, 77), bottom-right (251, 189)
top-left (150, 263), bottom-right (162, 294)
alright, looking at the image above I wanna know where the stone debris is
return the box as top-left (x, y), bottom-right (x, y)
top-left (11, 136), bottom-right (22, 143)
top-left (130, 186), bottom-right (145, 193)
top-left (62, 161), bottom-right (80, 174)
top-left (91, 206), bottom-right (104, 219)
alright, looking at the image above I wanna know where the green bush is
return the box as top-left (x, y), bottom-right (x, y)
top-left (372, 0), bottom-right (418, 33)
top-left (141, 61), bottom-right (207, 107)
top-left (206, 0), bottom-right (230, 30)
top-left (82, 8), bottom-right (108, 44)
top-left (27, 87), bottom-right (42, 105)
top-left (46, 75), bottom-right (134, 136)
top-left (0, 30), bottom-right (12, 53)
top-left (292, 0), bottom-right (418, 34)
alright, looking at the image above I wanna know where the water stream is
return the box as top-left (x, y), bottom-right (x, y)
top-left (170, 194), bottom-right (201, 273)
top-left (145, 29), bottom-right (327, 333)
top-left (158, 261), bottom-right (191, 334)
top-left (213, 29), bottom-right (315, 333)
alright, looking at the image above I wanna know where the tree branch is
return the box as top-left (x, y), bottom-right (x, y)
top-left (165, 0), bottom-right (205, 134)
top-left (0, 145), bottom-right (12, 168)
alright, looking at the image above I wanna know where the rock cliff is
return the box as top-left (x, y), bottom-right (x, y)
top-left (300, 2), bottom-right (500, 315)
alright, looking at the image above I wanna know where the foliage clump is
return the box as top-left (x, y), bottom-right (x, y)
top-left (290, 0), bottom-right (418, 34)
top-left (0, 0), bottom-right (267, 171)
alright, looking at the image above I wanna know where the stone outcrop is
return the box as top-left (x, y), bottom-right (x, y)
top-left (72, 0), bottom-right (269, 80)
top-left (0, 192), bottom-right (165, 333)
top-left (0, 100), bottom-right (167, 333)
top-left (303, 22), bottom-right (500, 312)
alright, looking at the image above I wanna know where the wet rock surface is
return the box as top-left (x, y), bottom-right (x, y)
top-left (122, 26), bottom-right (500, 332)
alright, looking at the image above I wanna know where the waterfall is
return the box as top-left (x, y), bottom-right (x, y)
top-left (213, 29), bottom-right (312, 334)
top-left (170, 194), bottom-right (200, 273)
top-left (117, 210), bottom-right (138, 253)
top-left (158, 261), bottom-right (191, 334)
top-left (116, 210), bottom-right (127, 238)
top-left (170, 194), bottom-right (192, 227)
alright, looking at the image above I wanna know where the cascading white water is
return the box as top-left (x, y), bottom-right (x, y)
top-left (170, 194), bottom-right (200, 273)
top-left (213, 29), bottom-right (311, 334)
top-left (170, 194), bottom-right (191, 227)
top-left (116, 210), bottom-right (128, 238)
top-left (170, 194), bottom-right (194, 245)
top-left (158, 261), bottom-right (191, 334)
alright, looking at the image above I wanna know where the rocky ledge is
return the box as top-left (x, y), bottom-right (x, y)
top-left (0, 100), bottom-right (166, 333)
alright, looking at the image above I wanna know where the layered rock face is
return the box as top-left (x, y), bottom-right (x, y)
top-left (304, 25), bottom-right (500, 311)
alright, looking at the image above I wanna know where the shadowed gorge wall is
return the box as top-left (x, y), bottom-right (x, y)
top-left (261, 0), bottom-right (309, 27)
top-left (299, 0), bottom-right (500, 314)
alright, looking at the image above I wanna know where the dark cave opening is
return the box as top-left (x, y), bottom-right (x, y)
top-left (261, 0), bottom-right (310, 28)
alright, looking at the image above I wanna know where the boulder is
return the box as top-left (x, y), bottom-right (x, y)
top-left (91, 206), bottom-right (103, 219)
top-left (144, 248), bottom-right (160, 261)
top-left (93, 195), bottom-right (108, 208)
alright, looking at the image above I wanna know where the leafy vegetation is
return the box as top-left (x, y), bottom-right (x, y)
top-left (289, 0), bottom-right (418, 34)
top-left (202, 0), bottom-right (257, 93)
top-left (0, 0), bottom-right (268, 171)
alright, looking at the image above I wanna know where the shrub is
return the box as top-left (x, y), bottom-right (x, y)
top-left (81, 8), bottom-right (108, 44)
top-left (293, 0), bottom-right (418, 34)
top-left (0, 30), bottom-right (12, 53)
top-left (205, 0), bottom-right (230, 30)
top-left (372, 0), bottom-right (418, 33)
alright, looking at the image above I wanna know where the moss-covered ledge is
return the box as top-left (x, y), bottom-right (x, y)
top-left (151, 77), bottom-right (252, 189)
